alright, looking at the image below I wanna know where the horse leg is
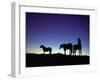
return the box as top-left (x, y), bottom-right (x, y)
top-left (73, 50), bottom-right (75, 56)
top-left (71, 49), bottom-right (73, 55)
top-left (79, 50), bottom-right (82, 56)
top-left (69, 50), bottom-right (71, 55)
top-left (64, 50), bottom-right (66, 55)
top-left (50, 50), bottom-right (51, 54)
top-left (79, 50), bottom-right (80, 56)
top-left (44, 51), bottom-right (45, 54)
top-left (75, 50), bottom-right (76, 56)
top-left (73, 50), bottom-right (76, 56)
top-left (81, 50), bottom-right (82, 56)
top-left (49, 51), bottom-right (51, 54)
top-left (72, 50), bottom-right (74, 56)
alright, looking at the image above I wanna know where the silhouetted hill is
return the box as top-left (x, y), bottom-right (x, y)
top-left (26, 53), bottom-right (89, 67)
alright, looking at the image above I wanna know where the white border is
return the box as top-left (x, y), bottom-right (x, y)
top-left (11, 2), bottom-right (96, 78)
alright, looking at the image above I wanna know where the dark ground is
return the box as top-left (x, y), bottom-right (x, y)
top-left (26, 53), bottom-right (90, 67)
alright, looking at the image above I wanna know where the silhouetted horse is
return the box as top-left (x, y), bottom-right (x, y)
top-left (40, 45), bottom-right (52, 54)
top-left (59, 43), bottom-right (73, 55)
top-left (73, 38), bottom-right (82, 56)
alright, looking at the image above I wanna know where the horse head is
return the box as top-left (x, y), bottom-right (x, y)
top-left (59, 44), bottom-right (64, 49)
top-left (40, 45), bottom-right (44, 48)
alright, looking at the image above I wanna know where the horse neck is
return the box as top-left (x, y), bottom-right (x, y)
top-left (42, 46), bottom-right (45, 49)
top-left (78, 40), bottom-right (81, 45)
top-left (60, 45), bottom-right (63, 48)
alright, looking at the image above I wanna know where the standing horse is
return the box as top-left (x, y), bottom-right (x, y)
top-left (40, 45), bottom-right (52, 54)
top-left (59, 43), bottom-right (73, 55)
top-left (73, 38), bottom-right (82, 56)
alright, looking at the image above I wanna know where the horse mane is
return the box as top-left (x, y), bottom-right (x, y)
top-left (40, 45), bottom-right (45, 48)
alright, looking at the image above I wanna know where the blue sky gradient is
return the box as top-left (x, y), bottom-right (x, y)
top-left (26, 12), bottom-right (89, 55)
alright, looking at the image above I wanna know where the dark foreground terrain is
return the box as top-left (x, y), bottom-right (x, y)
top-left (26, 53), bottom-right (90, 67)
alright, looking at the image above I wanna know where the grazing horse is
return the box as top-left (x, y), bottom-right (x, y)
top-left (40, 45), bottom-right (52, 54)
top-left (59, 43), bottom-right (73, 55)
top-left (73, 38), bottom-right (82, 56)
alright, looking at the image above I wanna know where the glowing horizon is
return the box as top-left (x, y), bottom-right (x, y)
top-left (26, 48), bottom-right (89, 56)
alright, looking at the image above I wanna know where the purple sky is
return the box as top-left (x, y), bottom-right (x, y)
top-left (26, 12), bottom-right (89, 55)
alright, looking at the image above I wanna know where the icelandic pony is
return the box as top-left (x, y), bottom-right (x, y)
top-left (40, 45), bottom-right (52, 54)
top-left (73, 38), bottom-right (82, 56)
top-left (59, 43), bottom-right (73, 55)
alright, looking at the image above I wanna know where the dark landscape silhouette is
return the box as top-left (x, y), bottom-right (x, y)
top-left (26, 53), bottom-right (89, 67)
top-left (26, 38), bottom-right (89, 67)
